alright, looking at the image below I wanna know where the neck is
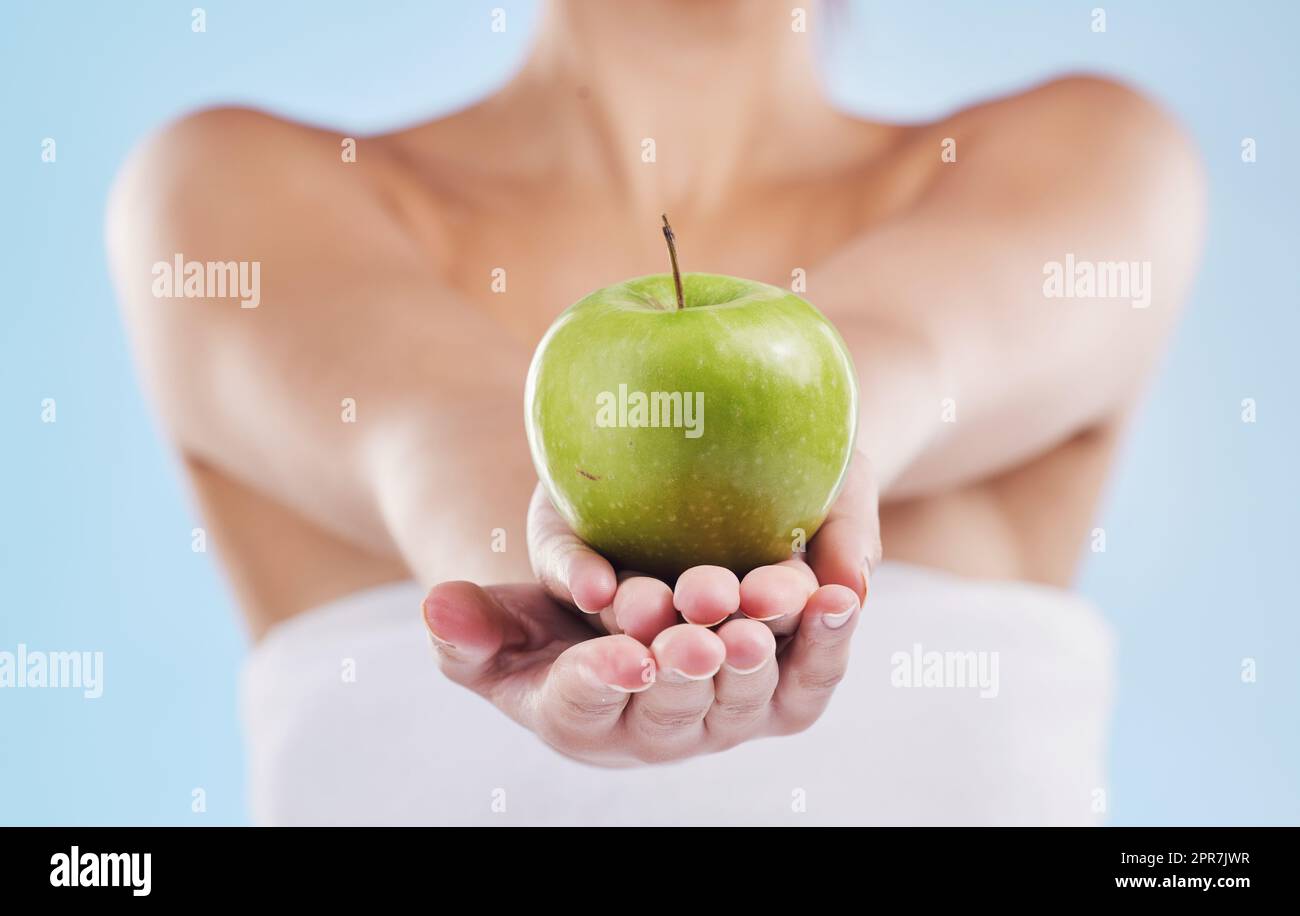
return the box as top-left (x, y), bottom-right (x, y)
top-left (511, 0), bottom-right (839, 213)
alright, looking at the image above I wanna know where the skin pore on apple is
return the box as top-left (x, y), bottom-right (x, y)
top-left (524, 216), bottom-right (859, 580)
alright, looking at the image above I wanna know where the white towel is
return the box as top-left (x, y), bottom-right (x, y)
top-left (240, 562), bottom-right (1115, 825)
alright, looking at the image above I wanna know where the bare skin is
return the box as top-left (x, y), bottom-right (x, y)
top-left (107, 1), bottom-right (1204, 765)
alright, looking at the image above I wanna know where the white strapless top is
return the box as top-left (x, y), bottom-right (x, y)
top-left (240, 562), bottom-right (1115, 825)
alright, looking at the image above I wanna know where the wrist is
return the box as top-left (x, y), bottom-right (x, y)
top-left (853, 319), bottom-right (945, 497)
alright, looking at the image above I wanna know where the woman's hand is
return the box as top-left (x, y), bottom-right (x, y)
top-left (420, 452), bottom-right (879, 766)
top-left (528, 450), bottom-right (879, 643)
top-left (422, 580), bottom-right (862, 765)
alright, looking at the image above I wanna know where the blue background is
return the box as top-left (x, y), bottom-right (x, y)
top-left (2, 1), bottom-right (1296, 825)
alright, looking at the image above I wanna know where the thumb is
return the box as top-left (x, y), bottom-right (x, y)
top-left (807, 450), bottom-right (881, 602)
top-left (421, 580), bottom-right (525, 689)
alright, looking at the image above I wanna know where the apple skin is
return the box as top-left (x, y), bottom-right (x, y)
top-left (525, 272), bottom-right (858, 580)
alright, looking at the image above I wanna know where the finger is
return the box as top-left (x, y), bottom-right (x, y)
top-left (706, 618), bottom-right (779, 741)
top-left (532, 634), bottom-right (656, 755)
top-left (807, 450), bottom-right (880, 603)
top-left (527, 484), bottom-right (617, 616)
top-left (421, 580), bottom-right (528, 690)
top-left (738, 561), bottom-right (816, 638)
top-left (625, 624), bottom-right (725, 761)
top-left (422, 579), bottom-right (593, 696)
top-left (771, 584), bottom-right (861, 734)
top-left (612, 573), bottom-right (678, 645)
top-left (672, 565), bottom-right (740, 627)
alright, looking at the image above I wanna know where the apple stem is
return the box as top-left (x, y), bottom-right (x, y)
top-left (661, 213), bottom-right (685, 311)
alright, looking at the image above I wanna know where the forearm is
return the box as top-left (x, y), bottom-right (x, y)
top-left (836, 246), bottom-right (1168, 503)
top-left (831, 248), bottom-right (1181, 504)
top-left (160, 313), bottom-right (532, 583)
top-left (370, 405), bottom-right (536, 586)
top-left (108, 110), bottom-right (541, 578)
top-left (111, 242), bottom-right (530, 579)
top-left (837, 315), bottom-right (943, 496)
top-left (819, 88), bottom-right (1204, 501)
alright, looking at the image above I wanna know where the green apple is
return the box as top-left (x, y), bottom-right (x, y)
top-left (524, 217), bottom-right (857, 580)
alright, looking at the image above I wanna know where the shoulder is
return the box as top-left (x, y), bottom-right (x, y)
top-left (963, 73), bottom-right (1183, 129)
top-left (106, 107), bottom-right (426, 266)
top-left (939, 74), bottom-right (1205, 203)
top-left (911, 75), bottom-right (1206, 280)
top-left (109, 107), bottom-right (334, 219)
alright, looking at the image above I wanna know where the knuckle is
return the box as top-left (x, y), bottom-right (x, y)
top-left (794, 666), bottom-right (845, 695)
top-left (536, 713), bottom-right (610, 757)
top-left (556, 692), bottom-right (620, 724)
top-left (638, 703), bottom-right (708, 733)
top-left (712, 697), bottom-right (768, 721)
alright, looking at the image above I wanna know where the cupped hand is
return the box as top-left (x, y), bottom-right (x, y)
top-left (527, 450), bottom-right (880, 643)
top-left (422, 451), bottom-right (878, 766)
top-left (422, 578), bottom-right (863, 765)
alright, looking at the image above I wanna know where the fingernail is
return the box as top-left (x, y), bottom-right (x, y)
top-left (570, 582), bottom-right (609, 615)
top-left (724, 658), bottom-right (770, 676)
top-left (860, 564), bottom-right (871, 602)
top-left (686, 612), bottom-right (732, 628)
top-left (664, 665), bottom-right (721, 682)
top-left (615, 658), bottom-right (657, 692)
top-left (742, 611), bottom-right (786, 623)
top-left (426, 629), bottom-right (457, 652)
top-left (581, 661), bottom-right (656, 693)
top-left (562, 569), bottom-right (593, 613)
top-left (610, 679), bottom-right (655, 693)
top-left (823, 598), bottom-right (859, 630)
